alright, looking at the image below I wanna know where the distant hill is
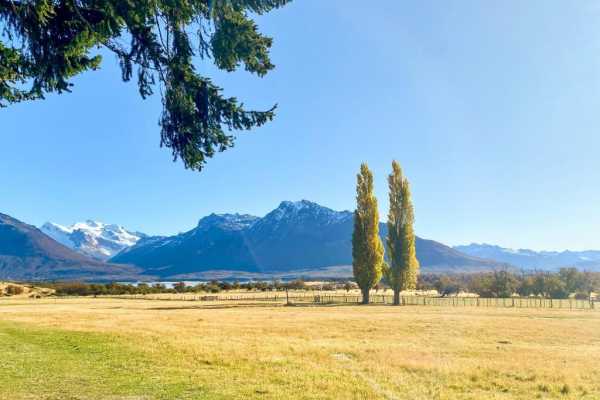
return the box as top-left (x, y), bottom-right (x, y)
top-left (41, 220), bottom-right (146, 260)
top-left (454, 243), bottom-right (600, 271)
top-left (410, 237), bottom-right (507, 272)
top-left (0, 213), bottom-right (142, 281)
top-left (112, 200), bottom-right (505, 278)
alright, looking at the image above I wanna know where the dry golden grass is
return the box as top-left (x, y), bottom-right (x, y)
top-left (0, 297), bottom-right (599, 399)
top-left (0, 281), bottom-right (55, 298)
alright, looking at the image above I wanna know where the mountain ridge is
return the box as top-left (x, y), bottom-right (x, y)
top-left (0, 204), bottom-right (519, 281)
top-left (454, 243), bottom-right (600, 270)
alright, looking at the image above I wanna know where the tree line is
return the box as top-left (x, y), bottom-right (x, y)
top-left (37, 269), bottom-right (600, 298)
top-left (49, 279), bottom-right (320, 296)
top-left (419, 269), bottom-right (600, 299)
top-left (353, 161), bottom-right (419, 304)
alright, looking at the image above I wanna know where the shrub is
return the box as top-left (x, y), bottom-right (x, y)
top-left (434, 276), bottom-right (463, 296)
top-left (287, 279), bottom-right (306, 290)
top-left (5, 284), bottom-right (24, 296)
top-left (173, 282), bottom-right (187, 293)
top-left (54, 282), bottom-right (91, 296)
top-left (206, 284), bottom-right (221, 293)
top-left (574, 291), bottom-right (590, 300)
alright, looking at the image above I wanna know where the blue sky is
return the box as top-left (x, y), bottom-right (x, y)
top-left (2, 0), bottom-right (600, 251)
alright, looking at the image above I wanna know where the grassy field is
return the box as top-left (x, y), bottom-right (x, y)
top-left (0, 298), bottom-right (599, 399)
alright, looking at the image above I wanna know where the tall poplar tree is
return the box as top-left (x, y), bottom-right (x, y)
top-left (352, 163), bottom-right (384, 304)
top-left (0, 0), bottom-right (290, 171)
top-left (386, 160), bottom-right (419, 305)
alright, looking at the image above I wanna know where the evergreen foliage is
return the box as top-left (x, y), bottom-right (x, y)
top-left (0, 0), bottom-right (290, 170)
top-left (352, 163), bottom-right (384, 304)
top-left (385, 160), bottom-right (420, 304)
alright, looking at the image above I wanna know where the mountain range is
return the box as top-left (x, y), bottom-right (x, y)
top-left (41, 220), bottom-right (145, 260)
top-left (111, 200), bottom-right (505, 279)
top-left (5, 200), bottom-right (595, 281)
top-left (454, 243), bottom-right (600, 271)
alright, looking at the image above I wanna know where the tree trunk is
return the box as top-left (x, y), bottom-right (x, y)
top-left (361, 287), bottom-right (370, 304)
top-left (393, 289), bottom-right (400, 305)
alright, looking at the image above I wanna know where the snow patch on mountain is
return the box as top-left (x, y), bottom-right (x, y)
top-left (196, 213), bottom-right (259, 232)
top-left (40, 220), bottom-right (146, 260)
top-left (260, 200), bottom-right (352, 226)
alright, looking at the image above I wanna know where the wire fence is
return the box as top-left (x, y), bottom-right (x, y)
top-left (102, 292), bottom-right (598, 310)
top-left (311, 295), bottom-right (597, 309)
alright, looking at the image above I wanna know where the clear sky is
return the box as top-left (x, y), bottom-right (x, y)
top-left (2, 0), bottom-right (600, 251)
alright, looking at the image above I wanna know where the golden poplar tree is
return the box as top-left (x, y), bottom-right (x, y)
top-left (352, 163), bottom-right (384, 304)
top-left (386, 161), bottom-right (420, 305)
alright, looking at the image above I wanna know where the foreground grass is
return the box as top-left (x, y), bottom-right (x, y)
top-left (0, 322), bottom-right (212, 399)
top-left (0, 298), bottom-right (599, 399)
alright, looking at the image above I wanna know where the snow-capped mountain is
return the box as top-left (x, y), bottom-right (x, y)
top-left (260, 200), bottom-right (351, 225)
top-left (40, 220), bottom-right (146, 260)
top-left (454, 243), bottom-right (600, 270)
top-left (0, 213), bottom-right (142, 281)
top-left (195, 213), bottom-right (258, 233)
